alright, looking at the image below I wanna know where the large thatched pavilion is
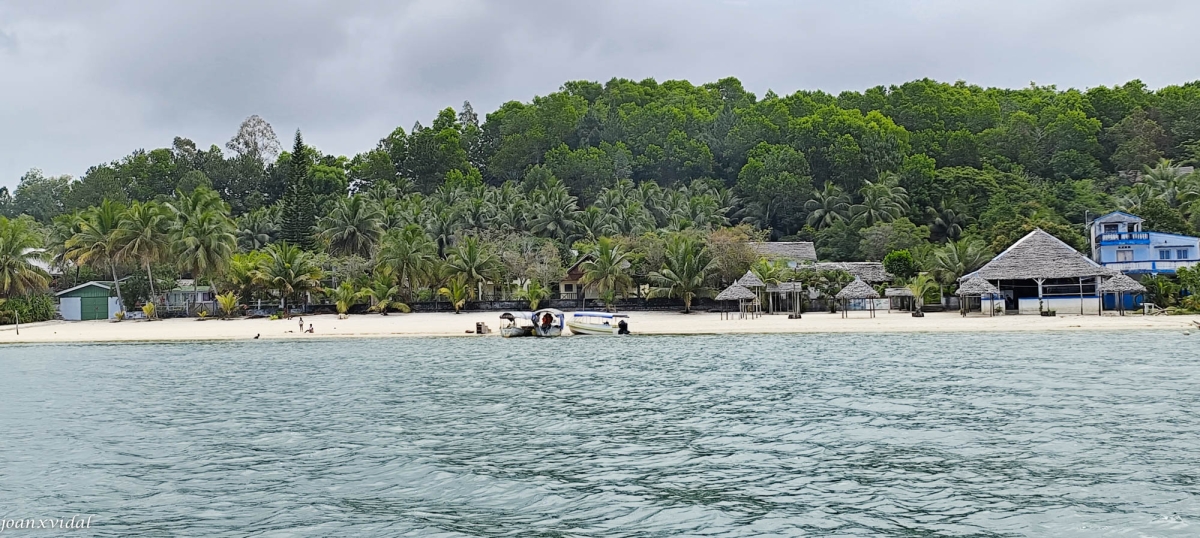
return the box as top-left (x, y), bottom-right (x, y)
top-left (961, 229), bottom-right (1116, 315)
top-left (1097, 274), bottom-right (1146, 315)
top-left (836, 278), bottom-right (880, 318)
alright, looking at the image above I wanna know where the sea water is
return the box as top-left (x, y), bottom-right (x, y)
top-left (1, 333), bottom-right (1197, 536)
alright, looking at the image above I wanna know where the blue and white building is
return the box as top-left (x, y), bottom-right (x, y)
top-left (1089, 211), bottom-right (1200, 275)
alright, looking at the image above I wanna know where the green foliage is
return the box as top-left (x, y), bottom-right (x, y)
top-left (516, 280), bottom-right (552, 311)
top-left (280, 130), bottom-right (316, 249)
top-left (579, 237), bottom-right (632, 310)
top-left (0, 293), bottom-right (55, 324)
top-left (648, 233), bottom-right (715, 313)
top-left (216, 292), bottom-right (241, 319)
top-left (1141, 274), bottom-right (1179, 308)
top-left (815, 220), bottom-right (862, 262)
top-left (0, 216), bottom-right (50, 298)
top-left (859, 218), bottom-right (929, 261)
top-left (1134, 198), bottom-right (1194, 236)
top-left (883, 250), bottom-right (919, 279)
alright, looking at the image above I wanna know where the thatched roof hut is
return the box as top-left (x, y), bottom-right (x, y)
top-left (716, 284), bottom-right (757, 301)
top-left (836, 278), bottom-right (880, 299)
top-left (811, 262), bottom-right (892, 283)
top-left (1098, 274), bottom-right (1146, 294)
top-left (736, 270), bottom-right (765, 288)
top-left (884, 287), bottom-right (914, 297)
top-left (749, 242), bottom-right (817, 263)
top-left (956, 278), bottom-right (1001, 296)
top-left (964, 229), bottom-right (1115, 281)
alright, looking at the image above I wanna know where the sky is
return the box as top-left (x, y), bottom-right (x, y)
top-left (2, 0), bottom-right (1200, 189)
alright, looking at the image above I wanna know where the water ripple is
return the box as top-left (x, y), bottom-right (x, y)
top-left (1, 332), bottom-right (1198, 536)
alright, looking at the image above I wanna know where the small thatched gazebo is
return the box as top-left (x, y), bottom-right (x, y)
top-left (766, 282), bottom-right (805, 318)
top-left (1097, 274), bottom-right (1146, 316)
top-left (957, 277), bottom-right (1002, 317)
top-left (716, 284), bottom-right (758, 320)
top-left (736, 270), bottom-right (765, 316)
top-left (836, 278), bottom-right (880, 318)
top-left (884, 287), bottom-right (915, 312)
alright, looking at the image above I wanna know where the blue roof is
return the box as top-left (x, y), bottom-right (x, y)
top-left (1094, 211), bottom-right (1143, 223)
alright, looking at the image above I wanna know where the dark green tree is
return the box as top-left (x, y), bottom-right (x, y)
top-left (280, 130), bottom-right (316, 250)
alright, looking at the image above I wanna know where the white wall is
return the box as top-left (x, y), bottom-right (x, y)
top-left (58, 297), bottom-right (81, 321)
top-left (108, 298), bottom-right (122, 319)
top-left (1019, 297), bottom-right (1100, 315)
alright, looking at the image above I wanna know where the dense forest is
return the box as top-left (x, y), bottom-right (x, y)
top-left (3, 77), bottom-right (1200, 318)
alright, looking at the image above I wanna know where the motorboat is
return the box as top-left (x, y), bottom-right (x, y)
top-left (532, 308), bottom-right (565, 337)
top-left (568, 311), bottom-right (629, 335)
top-left (499, 312), bottom-right (535, 338)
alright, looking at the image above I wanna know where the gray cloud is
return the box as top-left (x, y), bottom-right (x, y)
top-left (2, 0), bottom-right (1200, 188)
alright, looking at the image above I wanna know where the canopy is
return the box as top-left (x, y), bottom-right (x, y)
top-left (736, 270), bottom-right (765, 288)
top-left (956, 278), bottom-right (1001, 296)
top-left (1098, 274), bottom-right (1147, 294)
top-left (836, 278), bottom-right (879, 299)
top-left (716, 284), bottom-right (757, 301)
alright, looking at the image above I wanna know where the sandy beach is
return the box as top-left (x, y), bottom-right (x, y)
top-left (0, 310), bottom-right (1195, 343)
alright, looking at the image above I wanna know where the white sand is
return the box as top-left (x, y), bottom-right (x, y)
top-left (0, 310), bottom-right (1195, 343)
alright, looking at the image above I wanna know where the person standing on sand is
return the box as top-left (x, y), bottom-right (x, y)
top-left (298, 317), bottom-right (303, 332)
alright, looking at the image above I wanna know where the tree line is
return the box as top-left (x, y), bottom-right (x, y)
top-left (2, 76), bottom-right (1200, 317)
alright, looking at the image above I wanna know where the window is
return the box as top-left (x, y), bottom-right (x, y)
top-left (1159, 250), bottom-right (1172, 260)
top-left (563, 284), bottom-right (574, 292)
top-left (1103, 224), bottom-right (1118, 233)
top-left (1179, 249), bottom-right (1191, 260)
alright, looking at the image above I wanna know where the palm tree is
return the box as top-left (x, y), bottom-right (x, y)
top-left (113, 201), bottom-right (169, 311)
top-left (364, 273), bottom-right (408, 314)
top-left (65, 200), bottom-right (127, 308)
top-left (906, 273), bottom-right (939, 312)
top-left (927, 202), bottom-right (969, 242)
top-left (444, 236), bottom-right (500, 299)
top-left (438, 275), bottom-right (472, 314)
top-left (1141, 274), bottom-right (1179, 308)
top-left (259, 242), bottom-right (323, 318)
top-left (805, 182), bottom-right (849, 229)
top-left (327, 281), bottom-right (366, 316)
top-left (580, 237), bottom-right (632, 311)
top-left (0, 216), bottom-right (50, 298)
top-left (376, 225), bottom-right (437, 301)
top-left (173, 208), bottom-right (237, 304)
top-left (529, 184), bottom-right (580, 242)
top-left (235, 207), bottom-right (278, 251)
top-left (516, 279), bottom-right (552, 310)
top-left (851, 181), bottom-right (908, 227)
top-left (224, 251), bottom-right (267, 304)
top-left (215, 292), bottom-right (240, 319)
top-left (647, 234), bottom-right (715, 313)
top-left (929, 239), bottom-right (990, 286)
top-left (317, 195), bottom-right (384, 258)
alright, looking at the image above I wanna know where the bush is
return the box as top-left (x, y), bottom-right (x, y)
top-left (883, 250), bottom-right (919, 279)
top-left (0, 293), bottom-right (56, 324)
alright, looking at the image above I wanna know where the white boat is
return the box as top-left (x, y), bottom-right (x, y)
top-left (568, 311), bottom-right (629, 335)
top-left (499, 312), bottom-right (535, 338)
top-left (532, 308), bottom-right (565, 337)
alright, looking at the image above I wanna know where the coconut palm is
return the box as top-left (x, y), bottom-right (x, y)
top-left (317, 194), bottom-right (384, 258)
top-left (529, 184), bottom-right (579, 242)
top-left (444, 236), bottom-right (500, 297)
top-left (364, 274), bottom-right (409, 314)
top-left (327, 281), bottom-right (366, 316)
top-left (851, 181), bottom-right (908, 227)
top-left (0, 216), bottom-right (50, 298)
top-left (906, 273), bottom-right (940, 312)
top-left (259, 242), bottom-right (322, 318)
top-left (235, 207), bottom-right (279, 251)
top-left (929, 238), bottom-right (990, 286)
top-left (438, 275), bottom-right (472, 314)
top-left (805, 182), bottom-right (850, 229)
top-left (113, 201), bottom-right (170, 310)
top-left (65, 200), bottom-right (127, 308)
top-left (224, 251), bottom-right (267, 303)
top-left (927, 202), bottom-right (969, 242)
top-left (647, 234), bottom-right (715, 313)
top-left (580, 237), bottom-right (632, 311)
top-left (173, 208), bottom-right (236, 294)
top-left (516, 279), bottom-right (552, 310)
top-left (215, 292), bottom-right (240, 319)
top-left (376, 224), bottom-right (437, 300)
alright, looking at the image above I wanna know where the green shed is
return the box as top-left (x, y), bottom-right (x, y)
top-left (56, 282), bottom-right (115, 321)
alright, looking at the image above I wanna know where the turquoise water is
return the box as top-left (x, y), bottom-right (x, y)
top-left (1, 333), bottom-right (1198, 536)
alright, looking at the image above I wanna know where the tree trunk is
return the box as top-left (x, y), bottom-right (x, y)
top-left (110, 264), bottom-right (124, 314)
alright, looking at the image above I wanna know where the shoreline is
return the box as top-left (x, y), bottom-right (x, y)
top-left (0, 311), bottom-right (1195, 344)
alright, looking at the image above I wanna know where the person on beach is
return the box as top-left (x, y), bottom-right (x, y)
top-left (306, 324), bottom-right (314, 334)
top-left (617, 319), bottom-right (630, 335)
top-left (298, 317), bottom-right (304, 332)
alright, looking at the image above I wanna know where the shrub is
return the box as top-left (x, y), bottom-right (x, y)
top-left (0, 293), bottom-right (56, 324)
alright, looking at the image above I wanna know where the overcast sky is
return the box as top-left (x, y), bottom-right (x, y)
top-left (2, 0), bottom-right (1199, 189)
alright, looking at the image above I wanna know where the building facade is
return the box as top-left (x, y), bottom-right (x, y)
top-left (1090, 211), bottom-right (1200, 275)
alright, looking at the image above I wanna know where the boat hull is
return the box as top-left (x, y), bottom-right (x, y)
top-left (567, 321), bottom-right (617, 335)
top-left (500, 326), bottom-right (533, 338)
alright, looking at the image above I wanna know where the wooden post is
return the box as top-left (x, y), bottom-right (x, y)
top-left (1036, 278), bottom-right (1045, 314)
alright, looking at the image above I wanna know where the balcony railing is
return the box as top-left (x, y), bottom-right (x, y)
top-left (1101, 259), bottom-right (1199, 273)
top-left (1096, 232), bottom-right (1150, 244)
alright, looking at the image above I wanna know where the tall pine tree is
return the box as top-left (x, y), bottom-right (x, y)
top-left (281, 130), bottom-right (316, 250)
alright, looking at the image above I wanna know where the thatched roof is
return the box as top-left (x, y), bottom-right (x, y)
top-left (884, 287), bottom-right (914, 297)
top-left (810, 262), bottom-right (893, 283)
top-left (963, 229), bottom-right (1115, 281)
top-left (836, 278), bottom-right (880, 299)
top-left (766, 282), bottom-right (804, 293)
top-left (716, 284), bottom-right (757, 301)
top-left (737, 270), bottom-right (765, 288)
top-left (749, 242), bottom-right (817, 262)
top-left (956, 277), bottom-right (1001, 296)
top-left (1098, 274), bottom-right (1147, 294)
